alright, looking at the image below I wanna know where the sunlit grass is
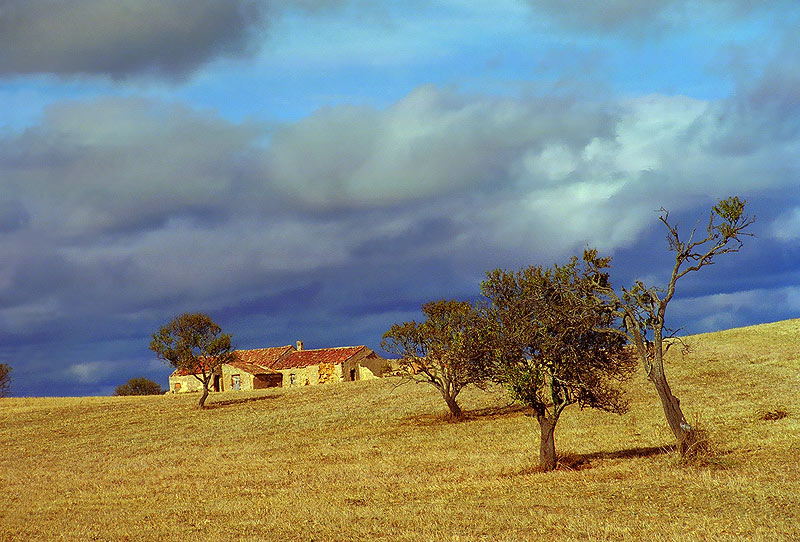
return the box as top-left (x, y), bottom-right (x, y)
top-left (1, 319), bottom-right (798, 541)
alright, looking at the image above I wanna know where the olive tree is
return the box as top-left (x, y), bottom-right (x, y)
top-left (592, 196), bottom-right (755, 455)
top-left (480, 254), bottom-right (637, 471)
top-left (382, 299), bottom-right (487, 419)
top-left (0, 363), bottom-right (11, 397)
top-left (149, 313), bottom-right (234, 408)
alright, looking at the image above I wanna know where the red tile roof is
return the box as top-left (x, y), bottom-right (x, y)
top-left (168, 345), bottom-right (369, 375)
top-left (169, 346), bottom-right (293, 377)
top-left (273, 345), bottom-right (366, 370)
top-left (232, 346), bottom-right (294, 370)
top-left (169, 360), bottom-right (218, 377)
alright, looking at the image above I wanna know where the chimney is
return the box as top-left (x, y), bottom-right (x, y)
top-left (296, 340), bottom-right (303, 351)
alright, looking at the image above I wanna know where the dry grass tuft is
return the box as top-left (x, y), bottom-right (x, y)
top-left (1, 318), bottom-right (799, 540)
top-left (760, 408), bottom-right (790, 421)
top-left (675, 422), bottom-right (727, 469)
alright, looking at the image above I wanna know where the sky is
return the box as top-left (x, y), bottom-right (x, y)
top-left (1, 0), bottom-right (799, 397)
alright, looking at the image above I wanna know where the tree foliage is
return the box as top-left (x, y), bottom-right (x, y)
top-left (149, 313), bottom-right (233, 408)
top-left (596, 196), bottom-right (755, 455)
top-left (480, 253), bottom-right (637, 471)
top-left (382, 299), bottom-right (487, 419)
top-left (0, 363), bottom-right (11, 398)
top-left (114, 377), bottom-right (164, 396)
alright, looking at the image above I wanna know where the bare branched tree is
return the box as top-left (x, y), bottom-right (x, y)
top-left (589, 196), bottom-right (755, 454)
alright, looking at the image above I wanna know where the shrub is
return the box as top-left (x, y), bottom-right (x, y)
top-left (114, 377), bottom-right (164, 396)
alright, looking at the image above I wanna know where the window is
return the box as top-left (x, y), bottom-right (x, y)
top-left (232, 374), bottom-right (241, 391)
top-left (174, 382), bottom-right (181, 391)
top-left (290, 373), bottom-right (296, 386)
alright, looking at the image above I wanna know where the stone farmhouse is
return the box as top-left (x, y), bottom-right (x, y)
top-left (168, 341), bottom-right (389, 393)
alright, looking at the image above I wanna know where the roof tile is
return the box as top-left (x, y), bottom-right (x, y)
top-left (273, 345), bottom-right (365, 370)
top-left (169, 346), bottom-right (294, 376)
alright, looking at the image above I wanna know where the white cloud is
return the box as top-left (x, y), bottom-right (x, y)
top-left (771, 208), bottom-right (800, 241)
top-left (66, 361), bottom-right (121, 384)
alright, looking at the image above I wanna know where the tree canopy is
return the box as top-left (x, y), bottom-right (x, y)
top-left (480, 252), bottom-right (637, 471)
top-left (382, 299), bottom-right (487, 419)
top-left (0, 363), bottom-right (11, 398)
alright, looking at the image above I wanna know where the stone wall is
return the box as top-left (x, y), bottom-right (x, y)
top-left (359, 352), bottom-right (391, 379)
top-left (318, 362), bottom-right (336, 384)
top-left (168, 374), bottom-right (205, 393)
top-left (342, 349), bottom-right (390, 381)
top-left (278, 365), bottom-right (320, 387)
top-left (276, 350), bottom-right (392, 387)
top-left (221, 364), bottom-right (256, 391)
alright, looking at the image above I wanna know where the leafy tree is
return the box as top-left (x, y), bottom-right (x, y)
top-left (480, 254), bottom-right (637, 471)
top-left (114, 377), bottom-right (164, 396)
top-left (0, 363), bottom-right (11, 397)
top-left (592, 196), bottom-right (755, 455)
top-left (382, 299), bottom-right (487, 419)
top-left (149, 313), bottom-right (234, 408)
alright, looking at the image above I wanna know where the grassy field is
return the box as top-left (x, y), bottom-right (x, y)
top-left (1, 319), bottom-right (799, 541)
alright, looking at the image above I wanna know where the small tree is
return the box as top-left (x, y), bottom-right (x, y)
top-left (114, 377), bottom-right (164, 396)
top-left (481, 254), bottom-right (637, 471)
top-left (0, 363), bottom-right (11, 398)
top-left (149, 313), bottom-right (234, 408)
top-left (382, 299), bottom-right (487, 419)
top-left (594, 196), bottom-right (755, 455)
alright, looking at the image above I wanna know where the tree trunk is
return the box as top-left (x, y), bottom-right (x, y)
top-left (441, 389), bottom-right (463, 419)
top-left (198, 386), bottom-right (209, 409)
top-left (650, 368), bottom-right (696, 454)
top-left (628, 317), bottom-right (698, 456)
top-left (537, 415), bottom-right (557, 471)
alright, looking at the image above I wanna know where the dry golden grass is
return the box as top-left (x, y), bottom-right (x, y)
top-left (1, 319), bottom-right (799, 541)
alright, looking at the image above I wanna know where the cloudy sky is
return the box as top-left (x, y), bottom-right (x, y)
top-left (1, 0), bottom-right (798, 396)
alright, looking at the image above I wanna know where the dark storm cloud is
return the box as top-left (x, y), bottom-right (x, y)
top-left (0, 200), bottom-right (30, 233)
top-left (0, 0), bottom-right (345, 80)
top-left (527, 0), bottom-right (682, 35)
top-left (0, 97), bottom-right (262, 238)
top-left (694, 39), bottom-right (800, 157)
top-left (2, 77), bottom-right (799, 396)
top-left (525, 0), bottom-right (798, 36)
top-left (265, 85), bottom-right (617, 209)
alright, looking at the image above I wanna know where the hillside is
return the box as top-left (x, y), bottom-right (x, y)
top-left (1, 319), bottom-right (798, 541)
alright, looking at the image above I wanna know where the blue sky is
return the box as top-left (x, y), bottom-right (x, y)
top-left (1, 0), bottom-right (798, 396)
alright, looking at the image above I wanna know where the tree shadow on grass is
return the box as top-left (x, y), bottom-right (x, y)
top-left (506, 445), bottom-right (676, 476)
top-left (403, 403), bottom-right (529, 426)
top-left (204, 395), bottom-right (281, 409)
top-left (580, 444), bottom-right (676, 462)
top-left (464, 403), bottom-right (531, 420)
